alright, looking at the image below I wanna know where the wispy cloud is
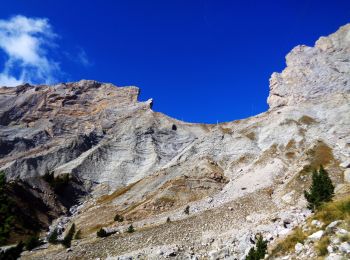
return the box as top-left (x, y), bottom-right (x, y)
top-left (0, 15), bottom-right (60, 86)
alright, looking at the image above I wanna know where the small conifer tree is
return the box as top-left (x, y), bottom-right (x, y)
top-left (25, 235), bottom-right (41, 250)
top-left (97, 228), bottom-right (107, 238)
top-left (114, 214), bottom-right (124, 222)
top-left (62, 223), bottom-right (75, 248)
top-left (184, 205), bottom-right (190, 215)
top-left (74, 229), bottom-right (82, 240)
top-left (246, 234), bottom-right (268, 260)
top-left (127, 224), bottom-right (135, 233)
top-left (48, 228), bottom-right (59, 244)
top-left (304, 165), bottom-right (334, 211)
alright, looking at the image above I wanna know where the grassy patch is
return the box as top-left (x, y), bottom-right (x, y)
top-left (245, 132), bottom-right (256, 141)
top-left (312, 197), bottom-right (350, 225)
top-left (315, 235), bottom-right (330, 256)
top-left (306, 141), bottom-right (334, 169)
top-left (269, 227), bottom-right (306, 257)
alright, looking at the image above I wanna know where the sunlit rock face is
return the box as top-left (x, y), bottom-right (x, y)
top-left (1, 24), bottom-right (350, 259)
top-left (267, 24), bottom-right (350, 109)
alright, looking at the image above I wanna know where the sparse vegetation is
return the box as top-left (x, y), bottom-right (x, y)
top-left (184, 205), bottom-right (190, 215)
top-left (316, 236), bottom-right (330, 256)
top-left (312, 196), bottom-right (350, 225)
top-left (270, 227), bottom-right (306, 256)
top-left (74, 229), bottom-right (82, 240)
top-left (48, 228), bottom-right (59, 244)
top-left (114, 214), bottom-right (124, 222)
top-left (246, 234), bottom-right (268, 260)
top-left (0, 171), bottom-right (15, 246)
top-left (96, 228), bottom-right (108, 238)
top-left (304, 165), bottom-right (334, 211)
top-left (62, 223), bottom-right (75, 248)
top-left (43, 172), bottom-right (70, 193)
top-left (127, 224), bottom-right (135, 233)
top-left (24, 235), bottom-right (41, 251)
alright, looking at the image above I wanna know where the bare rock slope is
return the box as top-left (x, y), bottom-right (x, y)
top-left (1, 24), bottom-right (350, 259)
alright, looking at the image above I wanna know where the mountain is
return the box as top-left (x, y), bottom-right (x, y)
top-left (1, 24), bottom-right (350, 259)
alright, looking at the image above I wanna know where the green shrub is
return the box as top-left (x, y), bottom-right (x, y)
top-left (43, 172), bottom-right (70, 193)
top-left (114, 214), bottom-right (124, 222)
top-left (127, 224), bottom-right (135, 233)
top-left (304, 165), bottom-right (334, 211)
top-left (24, 235), bottom-right (40, 251)
top-left (62, 223), bottom-right (75, 248)
top-left (97, 228), bottom-right (108, 238)
top-left (184, 205), bottom-right (190, 215)
top-left (47, 228), bottom-right (59, 244)
top-left (246, 234), bottom-right (268, 260)
top-left (74, 229), bottom-right (82, 240)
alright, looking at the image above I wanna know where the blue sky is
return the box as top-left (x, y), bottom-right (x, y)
top-left (0, 1), bottom-right (349, 123)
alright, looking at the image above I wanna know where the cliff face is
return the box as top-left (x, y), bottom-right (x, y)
top-left (1, 24), bottom-right (350, 259)
top-left (267, 24), bottom-right (350, 109)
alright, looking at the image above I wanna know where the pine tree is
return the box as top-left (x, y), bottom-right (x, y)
top-left (96, 228), bottom-right (107, 238)
top-left (62, 223), bottom-right (75, 248)
top-left (127, 224), bottom-right (135, 233)
top-left (304, 165), bottom-right (334, 211)
top-left (246, 234), bottom-right (268, 260)
top-left (25, 235), bottom-right (40, 251)
top-left (48, 228), bottom-right (59, 244)
top-left (0, 171), bottom-right (15, 246)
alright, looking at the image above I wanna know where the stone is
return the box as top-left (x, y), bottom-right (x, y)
top-left (340, 159), bottom-right (350, 168)
top-left (295, 242), bottom-right (303, 254)
top-left (339, 242), bottom-right (350, 253)
top-left (326, 221), bottom-right (341, 232)
top-left (308, 230), bottom-right (324, 241)
top-left (311, 220), bottom-right (323, 228)
top-left (344, 169), bottom-right (350, 182)
top-left (326, 253), bottom-right (343, 260)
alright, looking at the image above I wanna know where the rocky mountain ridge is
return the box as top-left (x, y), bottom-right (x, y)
top-left (0, 24), bottom-right (350, 259)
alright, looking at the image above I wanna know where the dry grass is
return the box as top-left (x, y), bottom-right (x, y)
top-left (220, 126), bottom-right (233, 135)
top-left (312, 197), bottom-right (350, 226)
top-left (269, 227), bottom-right (307, 257)
top-left (306, 141), bottom-right (334, 169)
top-left (97, 180), bottom-right (141, 204)
top-left (245, 131), bottom-right (256, 141)
top-left (315, 235), bottom-right (330, 256)
top-left (298, 115), bottom-right (317, 125)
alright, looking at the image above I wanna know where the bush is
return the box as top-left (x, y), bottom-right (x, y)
top-left (127, 224), bottom-right (135, 233)
top-left (114, 214), bottom-right (124, 222)
top-left (0, 241), bottom-right (24, 260)
top-left (43, 172), bottom-right (70, 193)
top-left (304, 165), bottom-right (334, 211)
top-left (74, 229), bottom-right (82, 240)
top-left (246, 234), bottom-right (268, 260)
top-left (47, 228), bottom-right (59, 244)
top-left (24, 235), bottom-right (40, 251)
top-left (97, 228), bottom-right (108, 238)
top-left (62, 223), bottom-right (75, 248)
top-left (184, 205), bottom-right (190, 215)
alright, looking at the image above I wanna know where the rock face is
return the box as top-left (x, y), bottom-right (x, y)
top-left (1, 24), bottom-right (350, 259)
top-left (267, 24), bottom-right (350, 109)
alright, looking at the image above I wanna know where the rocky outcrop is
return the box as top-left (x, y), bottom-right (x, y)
top-left (267, 23), bottom-right (350, 109)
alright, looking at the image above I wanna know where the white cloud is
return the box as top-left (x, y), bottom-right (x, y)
top-left (77, 48), bottom-right (91, 67)
top-left (0, 15), bottom-right (59, 86)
